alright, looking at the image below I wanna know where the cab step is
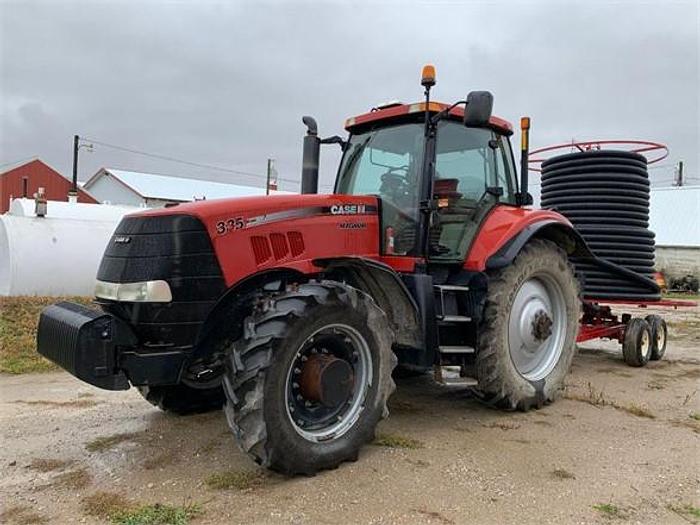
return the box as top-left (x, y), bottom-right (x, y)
top-left (434, 365), bottom-right (478, 386)
top-left (438, 315), bottom-right (472, 323)
top-left (439, 345), bottom-right (475, 354)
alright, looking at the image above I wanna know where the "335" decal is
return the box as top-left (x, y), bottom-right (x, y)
top-left (215, 216), bottom-right (246, 235)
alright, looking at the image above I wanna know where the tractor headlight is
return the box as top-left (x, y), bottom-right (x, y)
top-left (95, 280), bottom-right (172, 303)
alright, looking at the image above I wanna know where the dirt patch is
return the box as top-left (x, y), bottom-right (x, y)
top-left (0, 504), bottom-right (48, 525)
top-left (1, 303), bottom-right (698, 524)
top-left (50, 467), bottom-right (91, 490)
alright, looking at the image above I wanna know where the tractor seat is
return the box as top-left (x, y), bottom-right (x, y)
top-left (433, 178), bottom-right (462, 200)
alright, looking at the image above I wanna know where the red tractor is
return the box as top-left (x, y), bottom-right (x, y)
top-left (38, 66), bottom-right (591, 475)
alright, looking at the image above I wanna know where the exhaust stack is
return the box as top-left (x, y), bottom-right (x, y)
top-left (301, 116), bottom-right (320, 194)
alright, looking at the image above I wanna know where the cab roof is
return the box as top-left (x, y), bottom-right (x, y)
top-left (345, 101), bottom-right (513, 136)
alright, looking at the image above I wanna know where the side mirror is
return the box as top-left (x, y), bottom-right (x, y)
top-left (463, 91), bottom-right (494, 127)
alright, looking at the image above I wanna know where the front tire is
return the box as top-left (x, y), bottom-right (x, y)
top-left (474, 239), bottom-right (581, 410)
top-left (222, 281), bottom-right (396, 475)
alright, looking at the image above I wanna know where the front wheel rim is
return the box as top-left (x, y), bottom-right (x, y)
top-left (508, 274), bottom-right (568, 381)
top-left (284, 324), bottom-right (373, 443)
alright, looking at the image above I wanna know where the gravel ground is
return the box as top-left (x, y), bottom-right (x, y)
top-left (1, 303), bottom-right (698, 525)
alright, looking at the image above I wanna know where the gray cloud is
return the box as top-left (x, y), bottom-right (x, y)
top-left (1, 0), bottom-right (698, 192)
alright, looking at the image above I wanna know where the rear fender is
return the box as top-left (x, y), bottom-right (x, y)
top-left (485, 220), bottom-right (594, 270)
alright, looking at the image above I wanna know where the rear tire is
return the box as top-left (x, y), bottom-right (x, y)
top-left (137, 384), bottom-right (225, 415)
top-left (622, 318), bottom-right (652, 367)
top-left (222, 280), bottom-right (396, 475)
top-left (644, 314), bottom-right (667, 361)
top-left (474, 239), bottom-right (581, 410)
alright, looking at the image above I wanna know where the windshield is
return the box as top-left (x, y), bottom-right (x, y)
top-left (335, 120), bottom-right (517, 259)
top-left (336, 123), bottom-right (424, 255)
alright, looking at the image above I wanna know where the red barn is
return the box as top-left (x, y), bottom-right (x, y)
top-left (0, 159), bottom-right (97, 213)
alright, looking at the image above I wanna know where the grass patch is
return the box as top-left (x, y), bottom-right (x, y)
top-left (83, 491), bottom-right (134, 518)
top-left (111, 503), bottom-right (200, 525)
top-left (52, 467), bottom-right (91, 489)
top-left (373, 432), bottom-right (424, 449)
top-left (671, 419), bottom-right (700, 434)
top-left (550, 468), bottom-right (576, 480)
top-left (663, 292), bottom-right (700, 301)
top-left (143, 451), bottom-right (177, 470)
top-left (0, 296), bottom-right (92, 374)
top-left (690, 412), bottom-right (700, 421)
top-left (618, 403), bottom-right (655, 419)
top-left (593, 503), bottom-right (625, 519)
top-left (29, 458), bottom-right (73, 472)
top-left (481, 421), bottom-right (521, 431)
top-left (85, 432), bottom-right (140, 452)
top-left (82, 491), bottom-right (201, 525)
top-left (565, 383), bottom-right (655, 418)
top-left (668, 503), bottom-right (700, 519)
top-left (0, 504), bottom-right (48, 524)
top-left (205, 469), bottom-right (263, 490)
top-left (14, 399), bottom-right (99, 408)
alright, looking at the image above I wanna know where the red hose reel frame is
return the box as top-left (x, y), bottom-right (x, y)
top-left (528, 140), bottom-right (669, 172)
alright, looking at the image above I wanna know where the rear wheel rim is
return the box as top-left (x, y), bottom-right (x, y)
top-left (508, 274), bottom-right (567, 381)
top-left (655, 323), bottom-right (666, 350)
top-left (284, 324), bottom-right (373, 443)
top-left (640, 328), bottom-right (651, 357)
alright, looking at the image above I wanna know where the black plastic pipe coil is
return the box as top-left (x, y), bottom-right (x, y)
top-left (540, 150), bottom-right (660, 301)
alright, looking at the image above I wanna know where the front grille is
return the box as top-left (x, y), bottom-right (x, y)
top-left (97, 214), bottom-right (225, 348)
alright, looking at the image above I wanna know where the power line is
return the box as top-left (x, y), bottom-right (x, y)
top-left (82, 136), bottom-right (303, 186)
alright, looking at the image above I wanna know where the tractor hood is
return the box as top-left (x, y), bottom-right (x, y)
top-left (120, 193), bottom-right (382, 288)
top-left (131, 193), bottom-right (379, 237)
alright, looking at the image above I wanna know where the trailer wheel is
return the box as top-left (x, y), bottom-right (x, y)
top-left (474, 239), bottom-right (581, 411)
top-left (644, 315), bottom-right (667, 361)
top-left (622, 318), bottom-right (652, 367)
top-left (222, 281), bottom-right (396, 475)
top-left (137, 384), bottom-right (225, 415)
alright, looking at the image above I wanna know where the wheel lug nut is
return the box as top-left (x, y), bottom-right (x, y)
top-left (296, 394), bottom-right (303, 401)
top-left (289, 405), bottom-right (295, 412)
top-left (301, 356), bottom-right (308, 362)
top-left (297, 419), bottom-right (305, 426)
top-left (294, 368), bottom-right (301, 374)
top-left (292, 382), bottom-right (299, 389)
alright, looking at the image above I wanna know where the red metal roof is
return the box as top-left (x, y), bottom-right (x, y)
top-left (0, 159), bottom-right (97, 213)
top-left (345, 101), bottom-right (513, 135)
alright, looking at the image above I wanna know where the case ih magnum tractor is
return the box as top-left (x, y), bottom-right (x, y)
top-left (38, 66), bottom-right (590, 475)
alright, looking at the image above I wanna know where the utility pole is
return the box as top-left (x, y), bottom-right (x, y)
top-left (266, 158), bottom-right (277, 195)
top-left (69, 135), bottom-right (79, 201)
top-left (674, 161), bottom-right (684, 187)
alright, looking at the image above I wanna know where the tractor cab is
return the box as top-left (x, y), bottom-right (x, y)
top-left (336, 101), bottom-right (518, 261)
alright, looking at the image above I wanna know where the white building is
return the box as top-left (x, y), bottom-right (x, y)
top-left (649, 186), bottom-right (700, 278)
top-left (83, 168), bottom-right (289, 207)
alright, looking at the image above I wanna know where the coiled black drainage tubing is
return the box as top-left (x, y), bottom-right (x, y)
top-left (540, 150), bottom-right (660, 301)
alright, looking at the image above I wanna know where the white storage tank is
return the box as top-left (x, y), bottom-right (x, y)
top-left (0, 200), bottom-right (139, 297)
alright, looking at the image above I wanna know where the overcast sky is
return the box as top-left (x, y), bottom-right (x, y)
top-left (1, 0), bottom-right (698, 193)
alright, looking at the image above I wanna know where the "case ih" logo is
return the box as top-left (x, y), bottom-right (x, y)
top-left (330, 204), bottom-right (366, 215)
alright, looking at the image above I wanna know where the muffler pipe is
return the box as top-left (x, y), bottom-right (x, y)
top-left (301, 116), bottom-right (320, 194)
